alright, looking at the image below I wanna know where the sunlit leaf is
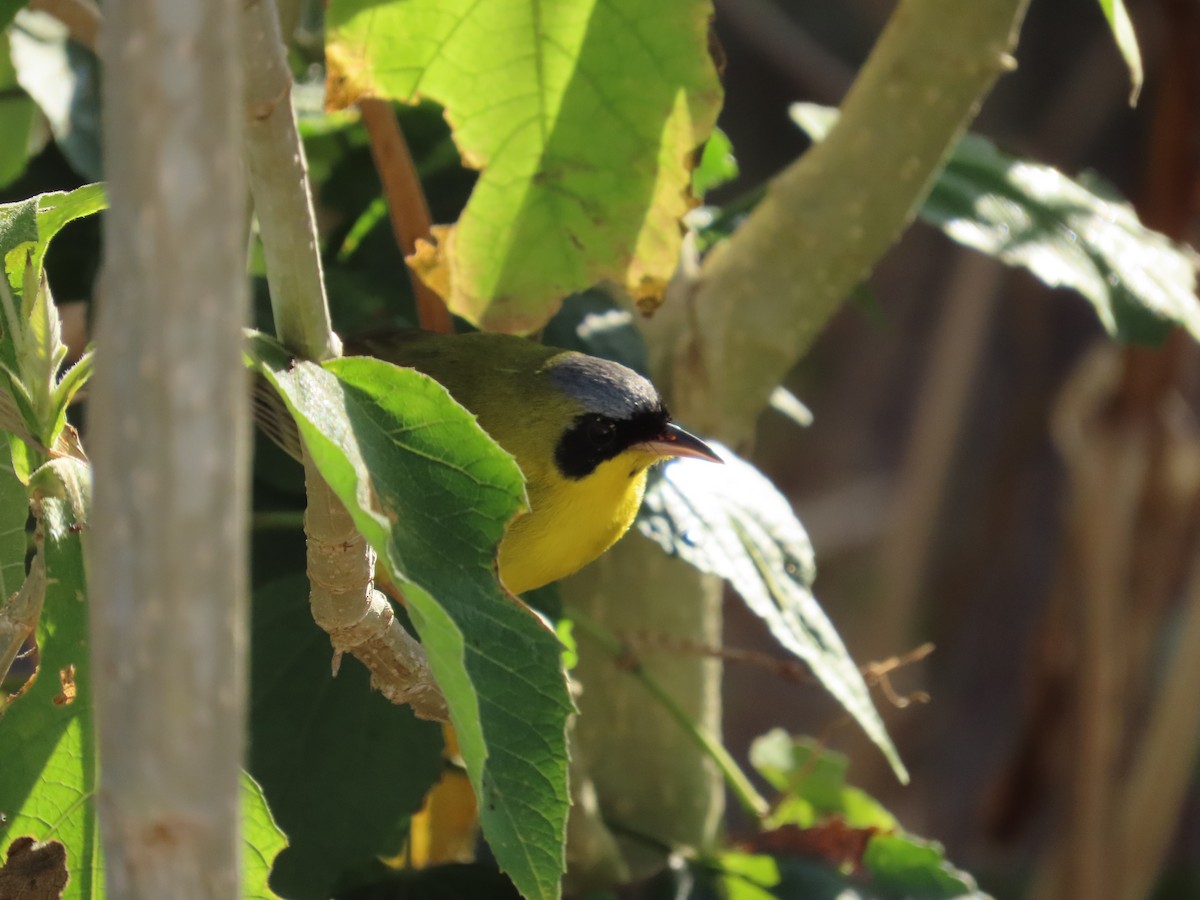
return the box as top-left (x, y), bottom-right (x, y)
top-left (0, 184), bottom-right (108, 295)
top-left (792, 104), bottom-right (1200, 346)
top-left (636, 444), bottom-right (908, 782)
top-left (325, 0), bottom-right (722, 332)
top-left (241, 773), bottom-right (288, 900)
top-left (749, 729), bottom-right (896, 831)
top-left (0, 493), bottom-right (99, 900)
top-left (693, 128), bottom-right (739, 198)
top-left (7, 13), bottom-right (103, 180)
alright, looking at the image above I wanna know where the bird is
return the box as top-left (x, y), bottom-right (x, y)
top-left (352, 330), bottom-right (721, 595)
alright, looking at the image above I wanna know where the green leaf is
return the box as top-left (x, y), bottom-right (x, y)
top-left (749, 730), bottom-right (896, 831)
top-left (718, 845), bottom-right (990, 900)
top-left (0, 185), bottom-right (108, 294)
top-left (325, 0), bottom-right (722, 332)
top-left (247, 335), bottom-right (572, 900)
top-left (636, 445), bottom-right (908, 782)
top-left (0, 196), bottom-right (36, 301)
top-left (693, 128), bottom-right (739, 198)
top-left (0, 494), bottom-right (100, 900)
top-left (792, 103), bottom-right (1200, 346)
top-left (719, 850), bottom-right (872, 900)
top-left (241, 773), bottom-right (288, 900)
top-left (864, 833), bottom-right (988, 899)
top-left (248, 576), bottom-right (443, 900)
top-left (0, 0), bottom-right (23, 34)
top-left (33, 185), bottom-right (108, 277)
top-left (0, 434), bottom-right (27, 609)
top-left (19, 271), bottom-right (66, 442)
top-left (0, 35), bottom-right (37, 189)
top-left (0, 186), bottom-right (104, 441)
top-left (1096, 0), bottom-right (1142, 105)
top-left (8, 19), bottom-right (103, 180)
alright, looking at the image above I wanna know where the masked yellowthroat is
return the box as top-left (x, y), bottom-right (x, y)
top-left (353, 331), bottom-right (721, 595)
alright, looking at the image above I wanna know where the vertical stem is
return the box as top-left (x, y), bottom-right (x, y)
top-left (648, 0), bottom-right (1031, 444)
top-left (1116, 549), bottom-right (1200, 899)
top-left (359, 98), bottom-right (453, 335)
top-left (242, 0), bottom-right (339, 362)
top-left (92, 0), bottom-right (248, 893)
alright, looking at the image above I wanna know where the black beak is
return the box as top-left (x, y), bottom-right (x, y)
top-left (637, 422), bottom-right (723, 463)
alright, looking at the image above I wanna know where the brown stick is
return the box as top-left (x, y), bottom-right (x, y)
top-left (358, 98), bottom-right (453, 334)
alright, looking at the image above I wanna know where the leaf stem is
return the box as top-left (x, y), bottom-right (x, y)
top-left (567, 604), bottom-right (769, 819)
top-left (358, 98), bottom-right (453, 334)
top-left (240, 0), bottom-right (339, 362)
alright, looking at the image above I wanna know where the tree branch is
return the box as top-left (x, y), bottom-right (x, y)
top-left (91, 0), bottom-right (248, 890)
top-left (241, 0), bottom-right (339, 363)
top-left (239, 0), bottom-right (447, 717)
top-left (645, 0), bottom-right (1032, 445)
top-left (302, 452), bottom-right (448, 722)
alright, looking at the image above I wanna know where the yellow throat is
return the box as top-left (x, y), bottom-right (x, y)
top-left (497, 447), bottom-right (662, 596)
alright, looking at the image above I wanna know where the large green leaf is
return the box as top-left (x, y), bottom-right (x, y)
top-left (0, 491), bottom-right (99, 900)
top-left (792, 104), bottom-right (1200, 346)
top-left (636, 445), bottom-right (908, 782)
top-left (248, 335), bottom-right (571, 900)
top-left (325, 0), bottom-right (722, 333)
top-left (248, 576), bottom-right (442, 900)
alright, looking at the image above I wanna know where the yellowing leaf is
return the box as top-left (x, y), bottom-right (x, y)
top-left (325, 0), bottom-right (722, 333)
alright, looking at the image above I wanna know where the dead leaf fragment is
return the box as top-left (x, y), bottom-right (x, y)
top-left (0, 836), bottom-right (69, 900)
top-left (52, 665), bottom-right (76, 706)
top-left (406, 226), bottom-right (454, 306)
top-left (740, 819), bottom-right (880, 874)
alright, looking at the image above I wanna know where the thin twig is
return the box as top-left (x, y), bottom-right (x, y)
top-left (617, 630), bottom-right (934, 707)
top-left (358, 98), bottom-right (453, 334)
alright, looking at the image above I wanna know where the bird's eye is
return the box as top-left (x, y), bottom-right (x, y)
top-left (584, 417), bottom-right (617, 450)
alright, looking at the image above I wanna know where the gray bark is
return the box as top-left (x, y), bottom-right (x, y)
top-left (91, 0), bottom-right (249, 893)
